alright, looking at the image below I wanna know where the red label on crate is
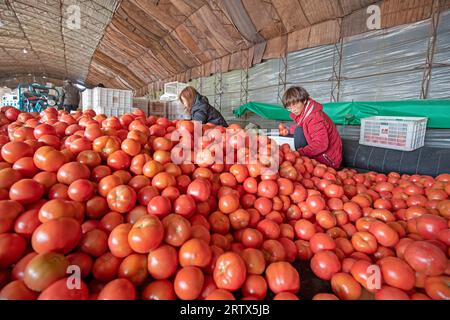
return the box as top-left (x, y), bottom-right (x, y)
top-left (379, 124), bottom-right (389, 138)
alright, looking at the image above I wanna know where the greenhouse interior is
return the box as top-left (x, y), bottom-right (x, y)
top-left (0, 0), bottom-right (449, 303)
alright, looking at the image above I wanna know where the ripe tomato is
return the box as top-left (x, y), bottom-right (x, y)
top-left (241, 228), bottom-right (264, 248)
top-left (0, 233), bottom-right (27, 269)
top-left (257, 180), bottom-right (278, 198)
top-left (174, 266), bottom-right (204, 300)
top-left (415, 214), bottom-right (447, 240)
top-left (1, 141), bottom-right (33, 164)
top-left (241, 275), bottom-right (267, 300)
top-left (0, 280), bottom-right (39, 300)
top-left (57, 162), bottom-right (90, 185)
top-left (92, 252), bottom-right (122, 282)
top-left (79, 229), bottom-right (108, 257)
top-left (403, 241), bottom-right (447, 276)
top-left (214, 252), bottom-right (246, 291)
top-left (368, 221), bottom-right (399, 247)
top-left (98, 279), bottom-right (137, 300)
top-left (67, 252), bottom-right (93, 278)
top-left (38, 278), bottom-right (89, 300)
top-left (128, 215), bottom-right (163, 253)
top-left (256, 219), bottom-right (280, 240)
top-left (218, 193), bottom-right (240, 214)
top-left (241, 248), bottom-right (266, 275)
top-left (31, 218), bottom-right (81, 254)
top-left (424, 276), bottom-right (450, 300)
top-left (378, 257), bottom-right (415, 291)
top-left (162, 214), bottom-right (192, 247)
top-left (9, 179), bottom-right (45, 204)
top-left (331, 272), bottom-right (362, 300)
top-left (351, 232), bottom-right (378, 254)
top-left (147, 245), bottom-right (178, 280)
top-left (23, 252), bottom-right (69, 292)
top-left (179, 238), bottom-right (212, 268)
top-left (187, 178), bottom-right (211, 202)
top-left (142, 280), bottom-right (176, 300)
top-left (266, 261), bottom-right (300, 294)
top-left (147, 196), bottom-right (171, 218)
top-left (306, 195), bottom-right (326, 213)
top-left (14, 209), bottom-right (41, 238)
top-left (172, 194), bottom-right (196, 218)
top-left (152, 172), bottom-right (176, 190)
top-left (310, 250), bottom-right (341, 280)
top-left (117, 253), bottom-right (148, 286)
top-left (375, 286), bottom-right (410, 300)
top-left (68, 179), bottom-right (95, 202)
top-left (310, 233), bottom-right (336, 253)
top-left (106, 185), bottom-right (136, 213)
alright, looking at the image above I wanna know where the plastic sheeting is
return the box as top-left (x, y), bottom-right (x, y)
top-left (340, 19), bottom-right (430, 101)
top-left (287, 45), bottom-right (335, 103)
top-left (429, 11), bottom-right (450, 99)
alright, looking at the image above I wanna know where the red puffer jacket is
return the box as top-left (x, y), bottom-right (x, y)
top-left (289, 99), bottom-right (343, 169)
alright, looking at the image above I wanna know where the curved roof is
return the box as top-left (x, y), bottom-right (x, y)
top-left (1, 0), bottom-right (446, 90)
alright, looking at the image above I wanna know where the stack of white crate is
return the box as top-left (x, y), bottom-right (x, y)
top-left (92, 87), bottom-right (133, 116)
top-left (81, 89), bottom-right (93, 110)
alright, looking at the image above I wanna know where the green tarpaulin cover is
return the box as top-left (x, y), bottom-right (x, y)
top-left (233, 100), bottom-right (450, 129)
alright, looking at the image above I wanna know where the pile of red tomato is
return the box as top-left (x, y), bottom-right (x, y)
top-left (0, 106), bottom-right (449, 301)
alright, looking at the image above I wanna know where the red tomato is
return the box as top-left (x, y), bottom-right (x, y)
top-left (404, 241), bottom-right (447, 276)
top-left (174, 266), bottom-right (204, 300)
top-left (368, 221), bottom-right (399, 247)
top-left (38, 278), bottom-right (89, 300)
top-left (128, 215), bottom-right (163, 253)
top-left (92, 252), bottom-right (122, 282)
top-left (106, 185), bottom-right (136, 213)
top-left (142, 280), bottom-right (176, 300)
top-left (375, 286), bottom-right (410, 300)
top-left (9, 179), bottom-right (45, 204)
top-left (57, 162), bottom-right (90, 185)
top-left (162, 214), bottom-right (192, 247)
top-left (179, 238), bottom-right (212, 268)
top-left (265, 261), bottom-right (300, 294)
top-left (294, 219), bottom-right (316, 241)
top-left (310, 233), bottom-right (336, 253)
top-left (0, 233), bottom-right (27, 269)
top-left (187, 178), bottom-right (211, 202)
top-left (331, 272), bottom-right (362, 300)
top-left (117, 253), bottom-right (148, 286)
top-left (31, 218), bottom-right (82, 254)
top-left (147, 196), bottom-right (171, 218)
top-left (1, 142), bottom-right (33, 164)
top-left (351, 232), bottom-right (378, 254)
top-left (0, 280), bottom-right (39, 300)
top-left (23, 252), bottom-right (69, 292)
top-left (98, 279), bottom-right (136, 300)
top-left (310, 250), bottom-right (341, 280)
top-left (241, 274), bottom-right (267, 300)
top-left (424, 276), bottom-right (450, 300)
top-left (214, 252), bottom-right (247, 291)
top-left (378, 257), bottom-right (415, 291)
top-left (79, 229), bottom-right (108, 257)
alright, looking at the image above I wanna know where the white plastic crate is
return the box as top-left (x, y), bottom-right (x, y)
top-left (133, 97), bottom-right (149, 114)
top-left (82, 89), bottom-right (93, 110)
top-left (92, 87), bottom-right (133, 112)
top-left (160, 82), bottom-right (187, 101)
top-left (360, 116), bottom-right (427, 151)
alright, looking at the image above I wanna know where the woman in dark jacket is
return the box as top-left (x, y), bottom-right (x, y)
top-left (179, 86), bottom-right (228, 127)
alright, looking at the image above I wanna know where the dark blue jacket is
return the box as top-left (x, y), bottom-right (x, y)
top-left (191, 94), bottom-right (228, 127)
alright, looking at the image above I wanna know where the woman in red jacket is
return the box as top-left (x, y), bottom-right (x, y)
top-left (282, 86), bottom-right (343, 169)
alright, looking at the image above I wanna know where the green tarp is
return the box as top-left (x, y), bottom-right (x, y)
top-left (233, 100), bottom-right (450, 129)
